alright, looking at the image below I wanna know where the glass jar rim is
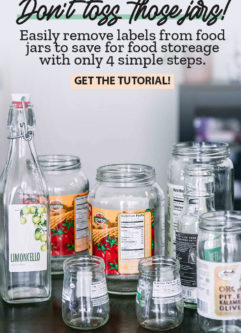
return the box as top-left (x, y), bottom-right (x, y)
top-left (96, 164), bottom-right (155, 186)
top-left (184, 163), bottom-right (214, 177)
top-left (63, 255), bottom-right (105, 272)
top-left (139, 256), bottom-right (180, 276)
top-left (38, 154), bottom-right (81, 171)
top-left (172, 142), bottom-right (230, 159)
top-left (199, 211), bottom-right (241, 233)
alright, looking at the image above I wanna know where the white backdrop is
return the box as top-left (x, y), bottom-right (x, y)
top-left (0, 1), bottom-right (240, 190)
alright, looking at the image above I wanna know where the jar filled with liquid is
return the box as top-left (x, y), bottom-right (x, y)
top-left (88, 164), bottom-right (165, 295)
top-left (39, 155), bottom-right (89, 274)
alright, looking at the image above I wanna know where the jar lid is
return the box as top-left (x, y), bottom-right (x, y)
top-left (96, 164), bottom-right (155, 186)
top-left (172, 142), bottom-right (230, 160)
top-left (199, 211), bottom-right (241, 233)
top-left (38, 155), bottom-right (81, 171)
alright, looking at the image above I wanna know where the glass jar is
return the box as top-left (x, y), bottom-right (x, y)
top-left (88, 164), bottom-right (165, 295)
top-left (62, 255), bottom-right (109, 330)
top-left (197, 211), bottom-right (241, 333)
top-left (176, 164), bottom-right (215, 309)
top-left (167, 142), bottom-right (234, 257)
top-left (39, 155), bottom-right (89, 274)
top-left (136, 256), bottom-right (184, 331)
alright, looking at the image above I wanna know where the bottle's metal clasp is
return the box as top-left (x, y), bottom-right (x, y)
top-left (20, 97), bottom-right (32, 141)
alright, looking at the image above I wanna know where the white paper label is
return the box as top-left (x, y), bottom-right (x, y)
top-left (167, 183), bottom-right (184, 255)
top-left (75, 195), bottom-right (88, 239)
top-left (153, 278), bottom-right (182, 298)
top-left (197, 258), bottom-right (241, 320)
top-left (120, 213), bottom-right (145, 259)
top-left (8, 204), bottom-right (47, 273)
top-left (91, 279), bottom-right (109, 306)
top-left (76, 271), bottom-right (92, 297)
top-left (183, 286), bottom-right (197, 301)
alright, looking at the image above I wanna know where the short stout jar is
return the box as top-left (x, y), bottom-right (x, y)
top-left (39, 155), bottom-right (89, 274)
top-left (197, 211), bottom-right (241, 333)
top-left (167, 142), bottom-right (234, 257)
top-left (88, 164), bottom-right (165, 295)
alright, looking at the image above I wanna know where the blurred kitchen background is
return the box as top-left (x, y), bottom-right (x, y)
top-left (0, 1), bottom-right (241, 207)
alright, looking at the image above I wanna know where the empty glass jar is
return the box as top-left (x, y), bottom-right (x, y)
top-left (197, 211), bottom-right (241, 333)
top-left (167, 142), bottom-right (234, 256)
top-left (39, 155), bottom-right (89, 274)
top-left (88, 164), bottom-right (165, 295)
top-left (62, 256), bottom-right (109, 330)
top-left (136, 256), bottom-right (184, 331)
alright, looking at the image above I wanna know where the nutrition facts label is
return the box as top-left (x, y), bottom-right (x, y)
top-left (75, 194), bottom-right (88, 240)
top-left (120, 213), bottom-right (145, 260)
top-left (167, 183), bottom-right (184, 255)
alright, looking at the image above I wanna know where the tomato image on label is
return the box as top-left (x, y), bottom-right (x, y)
top-left (51, 219), bottom-right (75, 256)
top-left (49, 193), bottom-right (89, 256)
top-left (93, 235), bottom-right (119, 275)
top-left (90, 208), bottom-right (154, 275)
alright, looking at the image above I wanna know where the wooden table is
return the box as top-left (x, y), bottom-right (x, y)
top-left (0, 276), bottom-right (200, 333)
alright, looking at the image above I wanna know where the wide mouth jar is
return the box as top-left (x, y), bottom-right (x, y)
top-left (96, 164), bottom-right (155, 187)
top-left (139, 256), bottom-right (180, 278)
top-left (38, 155), bottom-right (81, 171)
top-left (172, 142), bottom-right (230, 160)
top-left (199, 211), bottom-right (241, 234)
top-left (63, 255), bottom-right (105, 273)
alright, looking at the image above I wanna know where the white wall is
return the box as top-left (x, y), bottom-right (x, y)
top-left (0, 0), bottom-right (240, 190)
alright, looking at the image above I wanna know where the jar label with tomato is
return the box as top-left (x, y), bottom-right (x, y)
top-left (89, 207), bottom-right (154, 275)
top-left (50, 193), bottom-right (88, 256)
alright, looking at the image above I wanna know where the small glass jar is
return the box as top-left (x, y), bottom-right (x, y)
top-left (136, 256), bottom-right (184, 331)
top-left (167, 142), bottom-right (234, 256)
top-left (197, 211), bottom-right (241, 333)
top-left (39, 155), bottom-right (89, 274)
top-left (62, 255), bottom-right (109, 330)
top-left (88, 164), bottom-right (165, 295)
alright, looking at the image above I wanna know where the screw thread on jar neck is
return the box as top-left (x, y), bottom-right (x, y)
top-left (172, 142), bottom-right (230, 160)
top-left (63, 255), bottom-right (105, 273)
top-left (138, 256), bottom-right (180, 278)
top-left (199, 211), bottom-right (241, 233)
top-left (38, 155), bottom-right (81, 171)
top-left (96, 164), bottom-right (156, 186)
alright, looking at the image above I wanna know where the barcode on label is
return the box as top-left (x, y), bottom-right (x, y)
top-left (184, 289), bottom-right (193, 298)
top-left (198, 299), bottom-right (208, 313)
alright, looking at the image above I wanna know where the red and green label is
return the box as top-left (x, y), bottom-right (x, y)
top-left (89, 207), bottom-right (155, 275)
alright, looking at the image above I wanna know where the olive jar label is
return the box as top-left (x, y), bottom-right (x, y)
top-left (89, 207), bottom-right (155, 275)
top-left (197, 258), bottom-right (241, 320)
top-left (8, 204), bottom-right (48, 272)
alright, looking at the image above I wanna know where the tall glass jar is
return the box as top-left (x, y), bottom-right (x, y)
top-left (197, 211), bottom-right (241, 333)
top-left (88, 164), bottom-right (165, 295)
top-left (167, 142), bottom-right (234, 256)
top-left (176, 164), bottom-right (215, 309)
top-left (39, 155), bottom-right (89, 274)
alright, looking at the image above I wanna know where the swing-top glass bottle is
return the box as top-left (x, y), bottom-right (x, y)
top-left (0, 95), bottom-right (51, 303)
